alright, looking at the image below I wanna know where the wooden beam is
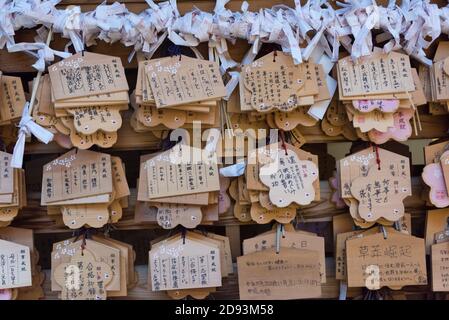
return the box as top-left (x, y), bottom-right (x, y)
top-left (11, 178), bottom-right (427, 233)
top-left (21, 112), bottom-right (449, 155)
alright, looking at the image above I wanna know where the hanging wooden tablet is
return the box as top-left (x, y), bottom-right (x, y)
top-left (431, 241), bottom-right (449, 291)
top-left (368, 108), bottom-right (414, 144)
top-left (422, 163), bottom-right (449, 208)
top-left (49, 52), bottom-right (128, 101)
top-left (0, 239), bottom-right (32, 289)
top-left (350, 166), bottom-right (410, 222)
top-left (54, 249), bottom-right (113, 300)
top-left (0, 75), bottom-right (26, 124)
top-left (346, 229), bottom-right (427, 289)
top-left (149, 235), bottom-right (222, 291)
top-left (146, 55), bottom-right (226, 108)
top-left (339, 147), bottom-right (411, 199)
top-left (249, 202), bottom-right (297, 224)
top-left (243, 229), bottom-right (326, 282)
top-left (237, 248), bottom-right (321, 300)
top-left (51, 238), bottom-right (121, 292)
top-left (259, 148), bottom-right (318, 207)
top-left (61, 203), bottom-right (110, 229)
top-left (153, 203), bottom-right (202, 229)
top-left (145, 143), bottom-right (220, 199)
top-left (352, 99), bottom-right (400, 113)
top-left (338, 52), bottom-right (415, 99)
top-left (41, 149), bottom-right (113, 205)
top-left (67, 106), bottom-right (123, 135)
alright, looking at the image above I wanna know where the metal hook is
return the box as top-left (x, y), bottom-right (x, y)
top-left (275, 224), bottom-right (283, 254)
top-left (181, 227), bottom-right (186, 245)
top-left (273, 51), bottom-right (277, 63)
top-left (380, 225), bottom-right (387, 239)
top-left (393, 221), bottom-right (401, 232)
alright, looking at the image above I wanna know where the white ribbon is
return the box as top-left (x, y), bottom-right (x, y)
top-left (7, 42), bottom-right (71, 72)
top-left (338, 281), bottom-right (348, 300)
top-left (0, 1), bottom-right (446, 71)
top-left (11, 102), bottom-right (54, 169)
top-left (219, 162), bottom-right (246, 177)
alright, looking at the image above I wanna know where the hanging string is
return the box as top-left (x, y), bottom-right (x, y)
top-left (181, 227), bottom-right (187, 245)
top-left (167, 43), bottom-right (182, 60)
top-left (73, 227), bottom-right (91, 256)
top-left (80, 233), bottom-right (86, 256)
top-left (279, 130), bottom-right (288, 155)
top-left (101, 223), bottom-right (117, 237)
top-left (371, 143), bottom-right (381, 170)
top-left (290, 130), bottom-right (304, 147)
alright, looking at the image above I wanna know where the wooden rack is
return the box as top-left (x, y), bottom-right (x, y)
top-left (3, 0), bottom-right (448, 300)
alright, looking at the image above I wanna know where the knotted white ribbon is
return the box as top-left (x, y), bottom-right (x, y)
top-left (0, 0), bottom-right (446, 77)
top-left (53, 6), bottom-right (84, 52)
top-left (11, 102), bottom-right (54, 169)
top-left (7, 42), bottom-right (71, 72)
